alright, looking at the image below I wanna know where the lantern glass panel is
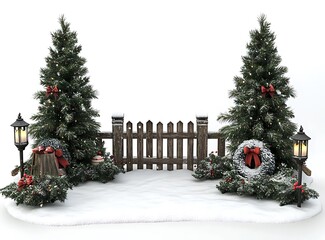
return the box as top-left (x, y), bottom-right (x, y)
top-left (293, 141), bottom-right (308, 159)
top-left (301, 141), bottom-right (307, 158)
top-left (293, 142), bottom-right (300, 157)
top-left (14, 127), bottom-right (28, 145)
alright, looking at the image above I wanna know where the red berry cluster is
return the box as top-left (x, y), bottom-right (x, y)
top-left (17, 174), bottom-right (33, 191)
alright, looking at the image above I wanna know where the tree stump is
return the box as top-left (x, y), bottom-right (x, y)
top-left (31, 153), bottom-right (60, 177)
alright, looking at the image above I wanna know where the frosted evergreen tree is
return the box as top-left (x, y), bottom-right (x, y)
top-left (29, 15), bottom-right (100, 163)
top-left (218, 14), bottom-right (296, 167)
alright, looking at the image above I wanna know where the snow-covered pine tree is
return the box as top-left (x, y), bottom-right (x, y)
top-left (218, 14), bottom-right (296, 167)
top-left (29, 15), bottom-right (100, 164)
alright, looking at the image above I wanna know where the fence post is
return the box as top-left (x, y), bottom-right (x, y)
top-left (112, 114), bottom-right (124, 168)
top-left (196, 115), bottom-right (208, 164)
top-left (218, 137), bottom-right (226, 157)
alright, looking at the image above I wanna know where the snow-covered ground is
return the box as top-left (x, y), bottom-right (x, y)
top-left (3, 168), bottom-right (322, 225)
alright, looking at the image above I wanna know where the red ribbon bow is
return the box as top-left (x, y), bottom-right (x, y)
top-left (293, 181), bottom-right (304, 192)
top-left (32, 145), bottom-right (69, 168)
top-left (261, 84), bottom-right (275, 97)
top-left (243, 146), bottom-right (261, 168)
top-left (46, 85), bottom-right (59, 98)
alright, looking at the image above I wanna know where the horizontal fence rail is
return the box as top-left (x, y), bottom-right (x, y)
top-left (98, 115), bottom-right (225, 171)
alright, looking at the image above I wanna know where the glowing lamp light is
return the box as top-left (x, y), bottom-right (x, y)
top-left (292, 126), bottom-right (310, 161)
top-left (14, 124), bottom-right (28, 146)
top-left (11, 113), bottom-right (29, 149)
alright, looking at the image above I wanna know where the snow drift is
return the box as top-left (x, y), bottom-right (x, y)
top-left (3, 169), bottom-right (322, 225)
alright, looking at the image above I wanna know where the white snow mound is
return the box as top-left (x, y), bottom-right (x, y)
top-left (4, 169), bottom-right (322, 225)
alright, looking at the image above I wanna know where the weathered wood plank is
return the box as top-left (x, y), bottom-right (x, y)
top-left (126, 121), bottom-right (133, 172)
top-left (146, 121), bottom-right (153, 169)
top-left (119, 132), bottom-right (197, 139)
top-left (98, 131), bottom-right (221, 140)
top-left (177, 121), bottom-right (183, 170)
top-left (157, 122), bottom-right (163, 170)
top-left (97, 132), bottom-right (113, 139)
top-left (302, 164), bottom-right (312, 176)
top-left (137, 122), bottom-right (144, 169)
top-left (120, 157), bottom-right (198, 165)
top-left (207, 132), bottom-right (223, 139)
top-left (187, 121), bottom-right (194, 170)
top-left (167, 122), bottom-right (174, 171)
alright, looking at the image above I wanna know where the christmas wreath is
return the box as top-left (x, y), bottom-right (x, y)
top-left (233, 139), bottom-right (275, 178)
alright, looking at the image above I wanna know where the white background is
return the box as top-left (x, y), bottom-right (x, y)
top-left (0, 0), bottom-right (324, 239)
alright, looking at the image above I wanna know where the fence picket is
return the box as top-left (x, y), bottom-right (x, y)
top-left (137, 122), bottom-right (144, 169)
top-left (167, 122), bottom-right (174, 171)
top-left (146, 121), bottom-right (153, 169)
top-left (157, 122), bottom-right (163, 170)
top-left (177, 121), bottom-right (183, 170)
top-left (126, 121), bottom-right (133, 172)
top-left (102, 115), bottom-right (226, 172)
top-left (187, 121), bottom-right (194, 170)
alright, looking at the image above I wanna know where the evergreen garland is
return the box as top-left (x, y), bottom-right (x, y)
top-left (66, 155), bottom-right (123, 186)
top-left (2, 157), bottom-right (122, 206)
top-left (0, 175), bottom-right (72, 207)
top-left (192, 152), bottom-right (233, 180)
top-left (217, 165), bottom-right (319, 206)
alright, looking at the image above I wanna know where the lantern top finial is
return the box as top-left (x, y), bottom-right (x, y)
top-left (10, 113), bottom-right (29, 128)
top-left (292, 125), bottom-right (311, 141)
top-left (299, 125), bottom-right (303, 132)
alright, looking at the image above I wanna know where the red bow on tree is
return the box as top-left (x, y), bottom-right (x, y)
top-left (243, 146), bottom-right (261, 168)
top-left (46, 85), bottom-right (59, 99)
top-left (261, 84), bottom-right (275, 97)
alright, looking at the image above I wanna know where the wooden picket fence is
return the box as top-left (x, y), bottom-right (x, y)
top-left (98, 115), bottom-right (225, 171)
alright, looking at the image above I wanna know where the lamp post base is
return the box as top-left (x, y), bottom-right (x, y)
top-left (296, 159), bottom-right (305, 208)
top-left (19, 149), bottom-right (24, 178)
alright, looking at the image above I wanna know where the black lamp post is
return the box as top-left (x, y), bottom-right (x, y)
top-left (291, 126), bottom-right (311, 207)
top-left (10, 113), bottom-right (29, 178)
